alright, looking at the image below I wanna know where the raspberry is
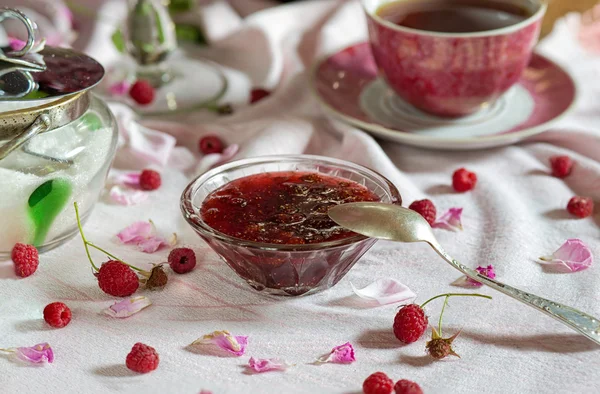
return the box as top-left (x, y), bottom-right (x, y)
top-left (199, 135), bottom-right (224, 154)
top-left (96, 261), bottom-right (139, 297)
top-left (549, 155), bottom-right (573, 178)
top-left (426, 328), bottom-right (460, 360)
top-left (426, 337), bottom-right (452, 359)
top-left (216, 104), bottom-right (234, 115)
top-left (250, 88), bottom-right (270, 104)
top-left (126, 343), bottom-right (159, 373)
top-left (363, 372), bottom-right (394, 394)
top-left (567, 196), bottom-right (594, 218)
top-left (393, 304), bottom-right (428, 344)
top-left (43, 302), bottom-right (72, 328)
top-left (145, 264), bottom-right (168, 290)
top-left (11, 243), bottom-right (39, 278)
top-left (168, 247), bottom-right (197, 274)
top-left (408, 199), bottom-right (437, 225)
top-left (394, 380), bottom-right (423, 394)
top-left (452, 168), bottom-right (477, 192)
top-left (139, 169), bottom-right (161, 191)
top-left (129, 80), bottom-right (155, 105)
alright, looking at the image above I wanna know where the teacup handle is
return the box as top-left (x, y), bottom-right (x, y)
top-left (0, 7), bottom-right (36, 57)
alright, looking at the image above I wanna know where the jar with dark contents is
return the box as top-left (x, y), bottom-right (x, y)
top-left (0, 9), bottom-right (117, 256)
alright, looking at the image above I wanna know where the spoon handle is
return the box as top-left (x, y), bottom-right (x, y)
top-left (432, 244), bottom-right (600, 346)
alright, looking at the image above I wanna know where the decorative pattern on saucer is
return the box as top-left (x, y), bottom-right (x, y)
top-left (312, 43), bottom-right (577, 150)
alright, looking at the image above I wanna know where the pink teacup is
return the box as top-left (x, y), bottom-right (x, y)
top-left (362, 0), bottom-right (547, 117)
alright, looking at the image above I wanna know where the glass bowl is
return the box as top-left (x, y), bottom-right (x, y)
top-left (0, 95), bottom-right (118, 257)
top-left (181, 155), bottom-right (402, 296)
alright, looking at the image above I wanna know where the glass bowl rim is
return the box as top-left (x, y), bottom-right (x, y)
top-left (180, 154), bottom-right (402, 251)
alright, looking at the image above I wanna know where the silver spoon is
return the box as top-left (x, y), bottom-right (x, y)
top-left (328, 202), bottom-right (600, 346)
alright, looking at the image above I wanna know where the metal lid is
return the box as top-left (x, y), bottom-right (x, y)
top-left (0, 46), bottom-right (105, 102)
top-left (0, 7), bottom-right (104, 104)
top-left (0, 7), bottom-right (104, 158)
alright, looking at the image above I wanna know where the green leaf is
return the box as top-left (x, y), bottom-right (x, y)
top-left (81, 113), bottom-right (103, 132)
top-left (111, 29), bottom-right (125, 53)
top-left (168, 0), bottom-right (194, 13)
top-left (175, 24), bottom-right (206, 45)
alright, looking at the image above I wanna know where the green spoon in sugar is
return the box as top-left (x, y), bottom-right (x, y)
top-left (28, 178), bottom-right (73, 247)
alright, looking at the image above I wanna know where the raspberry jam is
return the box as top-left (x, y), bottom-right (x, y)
top-left (200, 171), bottom-right (379, 244)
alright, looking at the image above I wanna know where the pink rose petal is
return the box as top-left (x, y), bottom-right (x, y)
top-left (452, 265), bottom-right (496, 288)
top-left (432, 207), bottom-right (463, 231)
top-left (191, 331), bottom-right (248, 357)
top-left (351, 278), bottom-right (416, 305)
top-left (10, 343), bottom-right (54, 364)
top-left (247, 357), bottom-right (290, 373)
top-left (109, 80), bottom-right (131, 96)
top-left (117, 221), bottom-right (154, 243)
top-left (110, 172), bottom-right (142, 188)
top-left (109, 186), bottom-right (148, 206)
top-left (317, 342), bottom-right (355, 364)
top-left (116, 221), bottom-right (172, 253)
top-left (539, 239), bottom-right (593, 272)
top-left (103, 296), bottom-right (152, 318)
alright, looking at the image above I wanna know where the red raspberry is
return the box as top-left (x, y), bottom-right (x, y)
top-left (168, 247), bottom-right (197, 274)
top-left (250, 88), bottom-right (271, 104)
top-left (394, 380), bottom-right (423, 394)
top-left (11, 243), bottom-right (39, 278)
top-left (129, 80), bottom-right (155, 105)
top-left (408, 199), bottom-right (437, 225)
top-left (126, 343), bottom-right (159, 373)
top-left (393, 304), bottom-right (428, 344)
top-left (199, 135), bottom-right (224, 154)
top-left (43, 302), bottom-right (72, 328)
top-left (550, 155), bottom-right (573, 178)
top-left (139, 169), bottom-right (161, 191)
top-left (567, 196), bottom-right (594, 218)
top-left (363, 372), bottom-right (394, 394)
top-left (452, 168), bottom-right (477, 192)
top-left (96, 261), bottom-right (139, 297)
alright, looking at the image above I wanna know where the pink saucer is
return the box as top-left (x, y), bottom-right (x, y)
top-left (311, 43), bottom-right (577, 150)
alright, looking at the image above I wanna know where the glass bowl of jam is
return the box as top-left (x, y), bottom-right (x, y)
top-left (181, 155), bottom-right (401, 296)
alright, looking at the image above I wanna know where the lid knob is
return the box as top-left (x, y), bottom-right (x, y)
top-left (125, 0), bottom-right (177, 66)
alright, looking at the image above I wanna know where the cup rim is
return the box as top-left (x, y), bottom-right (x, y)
top-left (362, 0), bottom-right (547, 38)
top-left (180, 154), bottom-right (402, 252)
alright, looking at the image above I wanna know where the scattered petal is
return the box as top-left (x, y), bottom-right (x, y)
top-left (351, 278), bottom-right (416, 305)
top-left (109, 80), bottom-right (131, 96)
top-left (109, 185), bottom-right (148, 206)
top-left (247, 357), bottom-right (290, 373)
top-left (191, 330), bottom-right (248, 356)
top-left (111, 172), bottom-right (141, 188)
top-left (199, 391), bottom-right (213, 394)
top-left (539, 239), bottom-right (593, 272)
top-left (8, 37), bottom-right (46, 53)
top-left (452, 265), bottom-right (496, 288)
top-left (317, 342), bottom-right (355, 364)
top-left (104, 296), bottom-right (152, 318)
top-left (432, 208), bottom-right (463, 232)
top-left (116, 221), bottom-right (171, 253)
top-left (9, 343), bottom-right (54, 364)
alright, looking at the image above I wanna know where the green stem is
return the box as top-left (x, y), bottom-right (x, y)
top-left (420, 293), bottom-right (492, 309)
top-left (438, 296), bottom-right (450, 337)
top-left (74, 202), bottom-right (98, 272)
top-left (73, 202), bottom-right (144, 273)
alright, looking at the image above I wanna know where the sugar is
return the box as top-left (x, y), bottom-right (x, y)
top-left (0, 116), bottom-right (114, 253)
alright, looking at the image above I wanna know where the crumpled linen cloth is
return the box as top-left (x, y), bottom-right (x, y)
top-left (1, 1), bottom-right (600, 393)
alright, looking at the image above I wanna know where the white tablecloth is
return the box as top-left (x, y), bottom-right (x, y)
top-left (1, 1), bottom-right (600, 393)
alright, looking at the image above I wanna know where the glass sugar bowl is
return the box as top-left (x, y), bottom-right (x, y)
top-left (0, 8), bottom-right (118, 257)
